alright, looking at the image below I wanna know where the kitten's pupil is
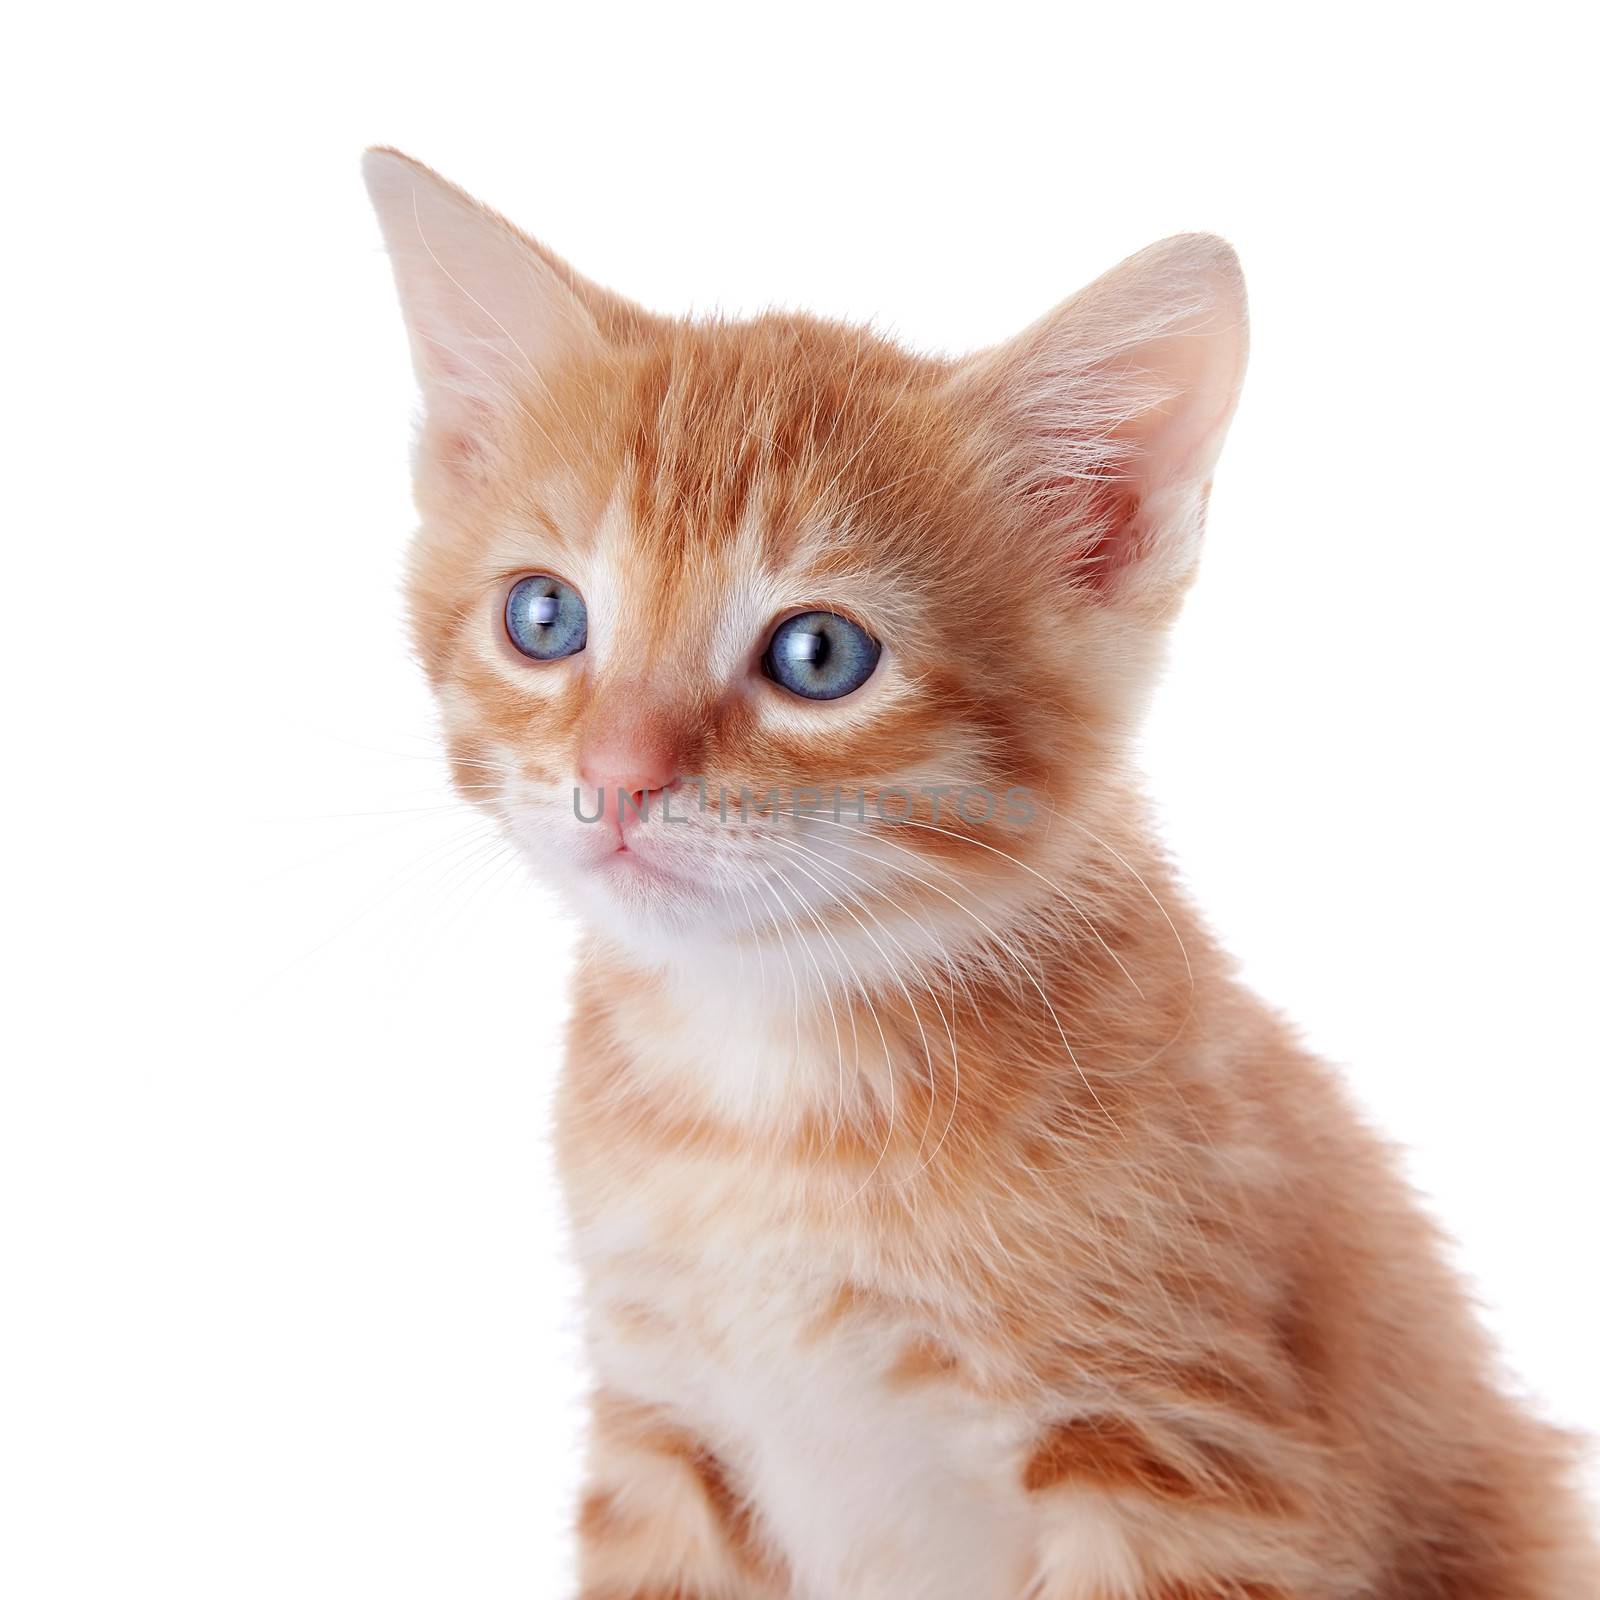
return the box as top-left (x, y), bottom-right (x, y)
top-left (531, 595), bottom-right (559, 627)
top-left (785, 628), bottom-right (828, 666)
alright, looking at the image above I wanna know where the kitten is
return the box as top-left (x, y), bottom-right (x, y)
top-left (364, 148), bottom-right (1596, 1599)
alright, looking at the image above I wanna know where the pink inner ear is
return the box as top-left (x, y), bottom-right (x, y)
top-left (419, 395), bottom-right (501, 485)
top-left (1067, 484), bottom-right (1144, 594)
top-left (436, 428), bottom-right (486, 475)
top-left (1019, 473), bottom-right (1149, 598)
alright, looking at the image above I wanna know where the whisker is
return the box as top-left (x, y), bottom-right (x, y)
top-left (770, 837), bottom-right (965, 1177)
top-left (769, 812), bottom-right (1121, 1137)
top-left (760, 860), bottom-right (859, 1155)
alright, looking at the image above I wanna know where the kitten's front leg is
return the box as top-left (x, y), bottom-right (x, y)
top-left (1018, 1414), bottom-right (1350, 1600)
top-left (575, 1390), bottom-right (788, 1600)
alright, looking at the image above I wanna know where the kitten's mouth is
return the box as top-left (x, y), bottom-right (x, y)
top-left (595, 841), bottom-right (696, 893)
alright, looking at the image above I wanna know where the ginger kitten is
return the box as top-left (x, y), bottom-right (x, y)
top-left (363, 149), bottom-right (1596, 1599)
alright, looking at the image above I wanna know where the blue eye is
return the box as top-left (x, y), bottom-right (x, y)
top-left (763, 611), bottom-right (881, 701)
top-left (505, 574), bottom-right (587, 660)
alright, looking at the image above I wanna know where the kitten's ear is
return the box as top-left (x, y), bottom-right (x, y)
top-left (954, 234), bottom-right (1248, 610)
top-left (362, 149), bottom-right (642, 475)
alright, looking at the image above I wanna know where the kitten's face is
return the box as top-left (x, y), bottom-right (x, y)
top-left (366, 152), bottom-right (1246, 973)
top-left (404, 320), bottom-right (1108, 960)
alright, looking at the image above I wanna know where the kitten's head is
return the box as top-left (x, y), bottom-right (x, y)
top-left (365, 150), bottom-right (1246, 976)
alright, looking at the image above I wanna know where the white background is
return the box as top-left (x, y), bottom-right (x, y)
top-left (4, 4), bottom-right (1596, 1595)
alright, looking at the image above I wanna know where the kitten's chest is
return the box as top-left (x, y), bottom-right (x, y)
top-left (572, 1159), bottom-right (1038, 1600)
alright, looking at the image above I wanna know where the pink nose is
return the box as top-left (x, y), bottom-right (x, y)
top-left (578, 718), bottom-right (682, 836)
top-left (579, 742), bottom-right (678, 800)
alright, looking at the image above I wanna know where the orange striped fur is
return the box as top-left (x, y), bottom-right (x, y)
top-left (366, 150), bottom-right (1597, 1598)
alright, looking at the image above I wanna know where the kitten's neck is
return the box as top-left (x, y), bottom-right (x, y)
top-left (571, 826), bottom-right (1225, 1144)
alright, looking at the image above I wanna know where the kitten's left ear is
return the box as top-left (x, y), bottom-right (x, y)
top-left (363, 148), bottom-right (649, 478)
top-left (954, 234), bottom-right (1248, 610)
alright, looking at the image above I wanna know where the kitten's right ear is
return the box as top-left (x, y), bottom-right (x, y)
top-left (362, 149), bottom-right (641, 474)
top-left (951, 234), bottom-right (1248, 613)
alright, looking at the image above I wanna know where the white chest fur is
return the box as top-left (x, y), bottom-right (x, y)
top-left (575, 1169), bottom-right (1041, 1600)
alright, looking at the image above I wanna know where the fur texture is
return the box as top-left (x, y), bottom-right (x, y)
top-left (365, 148), bottom-right (1597, 1598)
